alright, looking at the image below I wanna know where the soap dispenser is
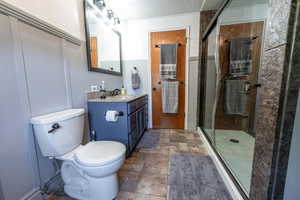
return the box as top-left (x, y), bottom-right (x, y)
top-left (99, 81), bottom-right (106, 99)
top-left (120, 85), bottom-right (126, 95)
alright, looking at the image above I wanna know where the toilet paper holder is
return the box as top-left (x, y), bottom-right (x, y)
top-left (104, 111), bottom-right (124, 116)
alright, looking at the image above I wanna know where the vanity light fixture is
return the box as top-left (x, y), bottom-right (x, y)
top-left (107, 9), bottom-right (114, 19)
top-left (93, 0), bottom-right (120, 26)
top-left (95, 0), bottom-right (105, 9)
top-left (114, 17), bottom-right (120, 25)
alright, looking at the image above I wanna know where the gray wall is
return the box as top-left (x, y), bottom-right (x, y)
top-left (0, 181), bottom-right (4, 200)
top-left (0, 15), bottom-right (39, 200)
top-left (284, 90), bottom-right (300, 200)
top-left (0, 12), bottom-right (123, 200)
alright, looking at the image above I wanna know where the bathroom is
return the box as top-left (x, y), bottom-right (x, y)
top-left (0, 0), bottom-right (300, 200)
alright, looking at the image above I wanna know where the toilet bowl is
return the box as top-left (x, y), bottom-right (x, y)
top-left (59, 141), bottom-right (126, 200)
top-left (30, 109), bottom-right (126, 200)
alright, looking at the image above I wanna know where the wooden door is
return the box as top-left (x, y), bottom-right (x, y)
top-left (215, 22), bottom-right (264, 135)
top-left (151, 30), bottom-right (186, 129)
top-left (90, 37), bottom-right (98, 67)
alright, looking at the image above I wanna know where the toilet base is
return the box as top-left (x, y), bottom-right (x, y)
top-left (65, 173), bottom-right (119, 200)
top-left (88, 173), bottom-right (118, 200)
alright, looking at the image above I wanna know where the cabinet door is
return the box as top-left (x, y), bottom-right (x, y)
top-left (128, 112), bottom-right (137, 132)
top-left (130, 128), bottom-right (138, 150)
top-left (137, 106), bottom-right (146, 138)
top-left (141, 107), bottom-right (146, 132)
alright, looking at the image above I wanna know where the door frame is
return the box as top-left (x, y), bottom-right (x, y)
top-left (147, 26), bottom-right (190, 129)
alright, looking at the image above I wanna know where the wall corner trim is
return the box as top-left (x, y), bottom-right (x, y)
top-left (0, 0), bottom-right (81, 46)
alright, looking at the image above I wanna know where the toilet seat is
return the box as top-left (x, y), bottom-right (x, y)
top-left (75, 141), bottom-right (126, 167)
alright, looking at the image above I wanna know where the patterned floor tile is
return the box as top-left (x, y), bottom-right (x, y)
top-left (118, 191), bottom-right (166, 200)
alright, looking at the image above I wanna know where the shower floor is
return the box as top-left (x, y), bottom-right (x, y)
top-left (215, 129), bottom-right (255, 194)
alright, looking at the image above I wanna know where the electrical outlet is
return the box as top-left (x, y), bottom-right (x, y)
top-left (90, 85), bottom-right (98, 92)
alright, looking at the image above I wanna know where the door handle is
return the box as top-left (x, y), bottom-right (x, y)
top-left (152, 88), bottom-right (157, 91)
top-left (254, 83), bottom-right (262, 88)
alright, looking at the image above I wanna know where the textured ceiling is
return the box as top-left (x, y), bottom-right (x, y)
top-left (105, 0), bottom-right (205, 20)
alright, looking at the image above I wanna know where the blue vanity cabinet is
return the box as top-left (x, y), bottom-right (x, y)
top-left (88, 95), bottom-right (148, 155)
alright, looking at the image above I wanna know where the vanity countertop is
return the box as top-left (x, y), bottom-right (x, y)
top-left (88, 94), bottom-right (147, 103)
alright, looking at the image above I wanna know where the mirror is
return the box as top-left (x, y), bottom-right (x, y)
top-left (84, 0), bottom-right (122, 75)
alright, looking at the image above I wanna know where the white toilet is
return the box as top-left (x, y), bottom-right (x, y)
top-left (30, 109), bottom-right (126, 200)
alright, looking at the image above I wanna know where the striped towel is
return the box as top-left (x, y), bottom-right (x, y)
top-left (229, 37), bottom-right (252, 77)
top-left (160, 43), bottom-right (178, 80)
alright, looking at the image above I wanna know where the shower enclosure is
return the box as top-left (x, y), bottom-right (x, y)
top-left (199, 0), bottom-right (269, 197)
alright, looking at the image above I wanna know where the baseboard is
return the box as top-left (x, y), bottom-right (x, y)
top-left (197, 127), bottom-right (244, 200)
top-left (20, 188), bottom-right (44, 200)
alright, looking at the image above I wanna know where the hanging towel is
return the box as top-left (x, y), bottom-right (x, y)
top-left (162, 81), bottom-right (179, 114)
top-left (159, 43), bottom-right (178, 80)
top-left (131, 67), bottom-right (141, 89)
top-left (224, 80), bottom-right (248, 116)
top-left (229, 37), bottom-right (252, 77)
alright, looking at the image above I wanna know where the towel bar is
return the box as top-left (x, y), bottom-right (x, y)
top-left (155, 43), bottom-right (182, 48)
top-left (225, 36), bottom-right (258, 43)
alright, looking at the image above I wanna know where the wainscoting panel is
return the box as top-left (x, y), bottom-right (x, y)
top-left (0, 13), bottom-right (38, 200)
top-left (19, 21), bottom-right (70, 116)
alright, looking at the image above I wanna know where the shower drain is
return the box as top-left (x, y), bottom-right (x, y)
top-left (229, 139), bottom-right (240, 143)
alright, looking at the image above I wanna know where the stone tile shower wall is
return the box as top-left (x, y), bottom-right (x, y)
top-left (250, 0), bottom-right (300, 199)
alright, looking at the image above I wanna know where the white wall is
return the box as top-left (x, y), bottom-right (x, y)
top-left (120, 12), bottom-right (200, 129)
top-left (121, 12), bottom-right (200, 60)
top-left (2, 0), bottom-right (85, 40)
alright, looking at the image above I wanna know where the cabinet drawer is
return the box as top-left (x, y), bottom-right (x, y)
top-left (135, 97), bottom-right (146, 110)
top-left (127, 101), bottom-right (136, 114)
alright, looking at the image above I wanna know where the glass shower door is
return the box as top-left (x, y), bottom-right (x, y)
top-left (199, 0), bottom-right (269, 195)
top-left (214, 14), bottom-right (265, 194)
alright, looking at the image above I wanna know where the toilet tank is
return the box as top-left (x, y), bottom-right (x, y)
top-left (30, 109), bottom-right (85, 157)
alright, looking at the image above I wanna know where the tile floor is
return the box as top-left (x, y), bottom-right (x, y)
top-left (49, 129), bottom-right (209, 200)
top-left (117, 129), bottom-right (207, 200)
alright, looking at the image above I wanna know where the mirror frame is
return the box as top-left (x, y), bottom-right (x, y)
top-left (83, 0), bottom-right (123, 76)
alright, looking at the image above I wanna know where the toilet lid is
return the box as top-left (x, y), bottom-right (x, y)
top-left (75, 141), bottom-right (126, 167)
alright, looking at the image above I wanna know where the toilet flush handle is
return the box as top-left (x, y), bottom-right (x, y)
top-left (48, 123), bottom-right (60, 134)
